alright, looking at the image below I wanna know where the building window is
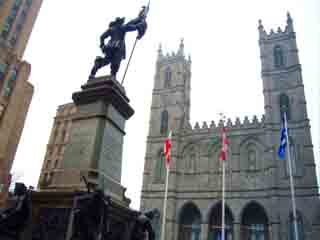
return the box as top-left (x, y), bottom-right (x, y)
top-left (208, 202), bottom-right (234, 240)
top-left (151, 210), bottom-right (161, 240)
top-left (160, 110), bottom-right (168, 135)
top-left (52, 122), bottom-right (60, 142)
top-left (164, 67), bottom-right (172, 88)
top-left (274, 45), bottom-right (285, 68)
top-left (154, 151), bottom-right (165, 183)
top-left (0, 63), bottom-right (8, 84)
top-left (288, 212), bottom-right (304, 240)
top-left (241, 202), bottom-right (269, 240)
top-left (26, 0), bottom-right (33, 7)
top-left (54, 160), bottom-right (59, 168)
top-left (57, 146), bottom-right (62, 155)
top-left (279, 93), bottom-right (290, 120)
top-left (9, 35), bottom-right (17, 46)
top-left (61, 129), bottom-right (67, 142)
top-left (286, 141), bottom-right (297, 176)
top-left (3, 67), bottom-right (18, 98)
top-left (1, 0), bottom-right (22, 39)
top-left (47, 147), bottom-right (53, 156)
top-left (10, 2), bottom-right (32, 48)
top-left (46, 160), bottom-right (51, 169)
top-left (178, 203), bottom-right (201, 240)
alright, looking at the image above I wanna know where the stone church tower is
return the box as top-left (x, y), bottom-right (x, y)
top-left (140, 14), bottom-right (320, 240)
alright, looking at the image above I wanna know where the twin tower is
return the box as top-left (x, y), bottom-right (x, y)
top-left (141, 13), bottom-right (319, 240)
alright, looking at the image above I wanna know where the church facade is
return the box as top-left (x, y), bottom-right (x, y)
top-left (140, 14), bottom-right (320, 240)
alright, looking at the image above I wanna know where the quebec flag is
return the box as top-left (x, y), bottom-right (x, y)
top-left (278, 121), bottom-right (287, 160)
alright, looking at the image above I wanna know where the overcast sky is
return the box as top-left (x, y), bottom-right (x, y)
top-left (12, 0), bottom-right (320, 210)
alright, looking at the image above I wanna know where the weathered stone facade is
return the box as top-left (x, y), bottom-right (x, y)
top-left (141, 14), bottom-right (320, 240)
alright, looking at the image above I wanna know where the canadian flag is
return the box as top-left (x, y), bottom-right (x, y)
top-left (219, 127), bottom-right (230, 161)
top-left (164, 131), bottom-right (172, 168)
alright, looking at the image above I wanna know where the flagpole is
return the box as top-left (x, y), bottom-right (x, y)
top-left (160, 166), bottom-right (169, 240)
top-left (121, 38), bottom-right (138, 85)
top-left (121, 0), bottom-right (151, 85)
top-left (284, 112), bottom-right (299, 240)
top-left (221, 160), bottom-right (226, 240)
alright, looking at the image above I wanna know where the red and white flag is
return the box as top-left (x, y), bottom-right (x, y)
top-left (219, 127), bottom-right (230, 161)
top-left (164, 131), bottom-right (172, 168)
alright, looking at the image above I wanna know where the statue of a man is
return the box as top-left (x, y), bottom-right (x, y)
top-left (89, 6), bottom-right (148, 80)
top-left (0, 183), bottom-right (31, 240)
top-left (71, 190), bottom-right (110, 240)
top-left (131, 209), bottom-right (156, 240)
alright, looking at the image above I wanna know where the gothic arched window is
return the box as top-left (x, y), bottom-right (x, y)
top-left (279, 93), bottom-right (291, 120)
top-left (178, 203), bottom-right (202, 240)
top-left (151, 209), bottom-right (161, 240)
top-left (286, 138), bottom-right (297, 177)
top-left (274, 45), bottom-right (285, 68)
top-left (288, 211), bottom-right (304, 240)
top-left (160, 110), bottom-right (168, 135)
top-left (164, 67), bottom-right (172, 88)
top-left (241, 202), bottom-right (269, 240)
top-left (154, 151), bottom-right (165, 183)
top-left (208, 202), bottom-right (234, 240)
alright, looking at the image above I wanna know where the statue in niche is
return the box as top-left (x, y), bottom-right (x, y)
top-left (89, 6), bottom-right (148, 80)
top-left (0, 183), bottom-right (31, 240)
top-left (248, 150), bottom-right (257, 171)
top-left (189, 153), bottom-right (196, 172)
top-left (185, 147), bottom-right (196, 172)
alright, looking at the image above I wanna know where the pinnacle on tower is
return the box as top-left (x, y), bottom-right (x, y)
top-left (177, 38), bottom-right (184, 56)
top-left (157, 43), bottom-right (163, 59)
top-left (258, 19), bottom-right (266, 38)
top-left (286, 11), bottom-right (294, 32)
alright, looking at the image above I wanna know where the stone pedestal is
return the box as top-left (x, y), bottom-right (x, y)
top-left (15, 76), bottom-right (140, 240)
top-left (52, 76), bottom-right (134, 204)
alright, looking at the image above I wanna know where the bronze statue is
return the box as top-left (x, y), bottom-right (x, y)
top-left (131, 209), bottom-right (156, 240)
top-left (89, 6), bottom-right (148, 80)
top-left (0, 183), bottom-right (31, 240)
top-left (70, 177), bottom-right (110, 240)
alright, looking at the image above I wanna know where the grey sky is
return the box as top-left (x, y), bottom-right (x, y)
top-left (12, 0), bottom-right (320, 210)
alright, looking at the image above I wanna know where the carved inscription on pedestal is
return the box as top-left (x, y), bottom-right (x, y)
top-left (99, 120), bottom-right (124, 183)
top-left (62, 119), bottom-right (99, 169)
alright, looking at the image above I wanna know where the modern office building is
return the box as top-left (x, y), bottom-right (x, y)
top-left (0, 0), bottom-right (43, 207)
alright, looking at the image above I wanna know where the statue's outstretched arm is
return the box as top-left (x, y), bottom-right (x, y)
top-left (124, 21), bottom-right (147, 39)
top-left (123, 23), bottom-right (139, 32)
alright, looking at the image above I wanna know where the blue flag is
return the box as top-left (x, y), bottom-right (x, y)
top-left (278, 122), bottom-right (287, 160)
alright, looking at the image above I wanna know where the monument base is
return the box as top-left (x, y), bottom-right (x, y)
top-left (28, 190), bottom-right (138, 240)
top-left (50, 76), bottom-right (134, 205)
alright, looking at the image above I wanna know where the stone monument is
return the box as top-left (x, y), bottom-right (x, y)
top-left (50, 4), bottom-right (149, 204)
top-left (27, 4), bottom-right (152, 240)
